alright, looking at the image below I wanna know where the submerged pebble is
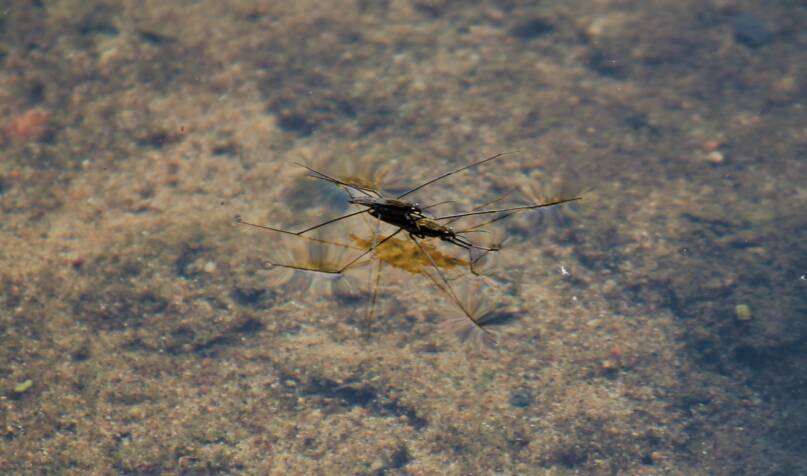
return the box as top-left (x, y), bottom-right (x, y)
top-left (735, 304), bottom-right (752, 321)
top-left (509, 388), bottom-right (534, 408)
top-left (732, 15), bottom-right (772, 48)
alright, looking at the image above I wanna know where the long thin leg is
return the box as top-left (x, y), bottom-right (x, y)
top-left (396, 152), bottom-right (516, 199)
top-left (455, 212), bottom-right (515, 234)
top-left (419, 200), bottom-right (455, 211)
top-left (335, 227), bottom-right (402, 273)
top-left (235, 208), bottom-right (368, 236)
top-left (294, 162), bottom-right (379, 197)
top-left (267, 227), bottom-right (403, 274)
top-left (237, 218), bottom-right (363, 251)
top-left (443, 234), bottom-right (498, 276)
top-left (408, 235), bottom-right (460, 307)
top-left (465, 247), bottom-right (485, 276)
top-left (433, 196), bottom-right (582, 221)
top-left (408, 235), bottom-right (492, 338)
top-left (445, 188), bottom-right (516, 225)
top-left (467, 246), bottom-right (495, 276)
top-left (438, 199), bottom-right (514, 275)
top-left (365, 256), bottom-right (383, 338)
top-left (363, 215), bottom-right (384, 337)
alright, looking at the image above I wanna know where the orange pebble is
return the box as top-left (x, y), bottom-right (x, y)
top-left (6, 108), bottom-right (49, 144)
top-left (704, 140), bottom-right (723, 152)
top-left (601, 359), bottom-right (618, 370)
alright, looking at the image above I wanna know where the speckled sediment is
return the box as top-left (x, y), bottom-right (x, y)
top-left (1, 1), bottom-right (805, 474)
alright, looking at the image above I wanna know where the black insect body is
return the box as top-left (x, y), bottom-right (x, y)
top-left (351, 196), bottom-right (425, 231)
top-left (236, 152), bottom-right (582, 344)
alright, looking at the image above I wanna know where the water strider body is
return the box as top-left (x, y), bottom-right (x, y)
top-left (350, 189), bottom-right (578, 275)
top-left (349, 195), bottom-right (426, 230)
top-left (363, 207), bottom-right (496, 261)
top-left (236, 152), bottom-right (584, 344)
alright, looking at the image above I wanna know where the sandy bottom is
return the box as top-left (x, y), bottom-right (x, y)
top-left (1, 1), bottom-right (805, 474)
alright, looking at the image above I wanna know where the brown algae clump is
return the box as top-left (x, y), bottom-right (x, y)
top-left (351, 233), bottom-right (468, 274)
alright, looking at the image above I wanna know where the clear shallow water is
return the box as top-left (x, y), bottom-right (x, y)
top-left (1, 1), bottom-right (805, 474)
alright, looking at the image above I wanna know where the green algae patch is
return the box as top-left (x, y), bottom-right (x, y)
top-left (14, 379), bottom-right (33, 394)
top-left (735, 304), bottom-right (752, 321)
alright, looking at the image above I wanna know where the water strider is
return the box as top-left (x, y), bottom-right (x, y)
top-left (236, 152), bottom-right (583, 344)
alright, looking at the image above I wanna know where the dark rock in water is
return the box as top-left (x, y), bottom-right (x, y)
top-left (511, 18), bottom-right (555, 40)
top-left (510, 388), bottom-right (534, 408)
top-left (732, 15), bottom-right (772, 48)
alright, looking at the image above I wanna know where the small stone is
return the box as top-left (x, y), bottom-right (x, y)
top-left (511, 18), bottom-right (555, 40)
top-left (601, 359), bottom-right (618, 371)
top-left (127, 406), bottom-right (146, 420)
top-left (6, 109), bottom-right (49, 144)
top-left (651, 451), bottom-right (664, 463)
top-left (509, 388), bottom-right (534, 408)
top-left (735, 304), bottom-right (752, 321)
top-left (732, 15), bottom-right (772, 48)
top-left (643, 451), bottom-right (665, 464)
top-left (772, 76), bottom-right (797, 95)
top-left (705, 151), bottom-right (725, 164)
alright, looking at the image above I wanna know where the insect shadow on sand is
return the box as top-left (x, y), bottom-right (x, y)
top-left (236, 152), bottom-right (583, 346)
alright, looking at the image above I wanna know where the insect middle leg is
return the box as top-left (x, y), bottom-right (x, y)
top-left (265, 227), bottom-right (404, 275)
